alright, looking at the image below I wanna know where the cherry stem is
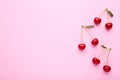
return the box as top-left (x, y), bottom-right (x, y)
top-left (101, 45), bottom-right (107, 49)
top-left (80, 26), bottom-right (84, 42)
top-left (107, 48), bottom-right (111, 65)
top-left (101, 44), bottom-right (112, 65)
top-left (99, 8), bottom-right (107, 17)
top-left (106, 9), bottom-right (110, 22)
top-left (84, 26), bottom-right (93, 40)
top-left (98, 50), bottom-right (106, 58)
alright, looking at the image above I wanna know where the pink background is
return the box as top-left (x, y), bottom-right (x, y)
top-left (0, 0), bottom-right (120, 80)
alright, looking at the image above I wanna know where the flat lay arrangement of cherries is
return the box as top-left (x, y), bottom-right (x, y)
top-left (78, 8), bottom-right (113, 72)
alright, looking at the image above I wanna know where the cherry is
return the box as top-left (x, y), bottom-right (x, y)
top-left (78, 43), bottom-right (86, 50)
top-left (94, 17), bottom-right (102, 25)
top-left (105, 22), bottom-right (113, 30)
top-left (91, 38), bottom-right (99, 46)
top-left (92, 57), bottom-right (100, 65)
top-left (103, 65), bottom-right (111, 72)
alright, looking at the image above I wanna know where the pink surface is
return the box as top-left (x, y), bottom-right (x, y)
top-left (0, 0), bottom-right (120, 80)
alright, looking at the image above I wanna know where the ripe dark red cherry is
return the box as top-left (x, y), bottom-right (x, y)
top-left (91, 38), bottom-right (99, 46)
top-left (94, 17), bottom-right (102, 25)
top-left (78, 43), bottom-right (86, 50)
top-left (92, 57), bottom-right (100, 65)
top-left (105, 22), bottom-right (113, 30)
top-left (103, 65), bottom-right (111, 72)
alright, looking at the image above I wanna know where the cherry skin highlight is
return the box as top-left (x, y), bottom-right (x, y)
top-left (92, 57), bottom-right (100, 65)
top-left (78, 43), bottom-right (86, 50)
top-left (103, 65), bottom-right (111, 72)
top-left (105, 22), bottom-right (113, 30)
top-left (91, 38), bottom-right (99, 46)
top-left (94, 17), bottom-right (102, 25)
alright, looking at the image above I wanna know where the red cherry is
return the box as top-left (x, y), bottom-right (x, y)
top-left (91, 38), bottom-right (99, 46)
top-left (103, 65), bottom-right (111, 72)
top-left (78, 43), bottom-right (86, 50)
top-left (105, 22), bottom-right (113, 30)
top-left (94, 17), bottom-right (102, 25)
top-left (92, 57), bottom-right (100, 65)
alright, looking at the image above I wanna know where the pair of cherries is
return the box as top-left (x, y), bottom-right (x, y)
top-left (94, 17), bottom-right (113, 30)
top-left (92, 58), bottom-right (111, 72)
top-left (94, 8), bottom-right (113, 30)
top-left (78, 26), bottom-right (99, 50)
top-left (78, 8), bottom-right (113, 72)
top-left (92, 45), bottom-right (112, 72)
